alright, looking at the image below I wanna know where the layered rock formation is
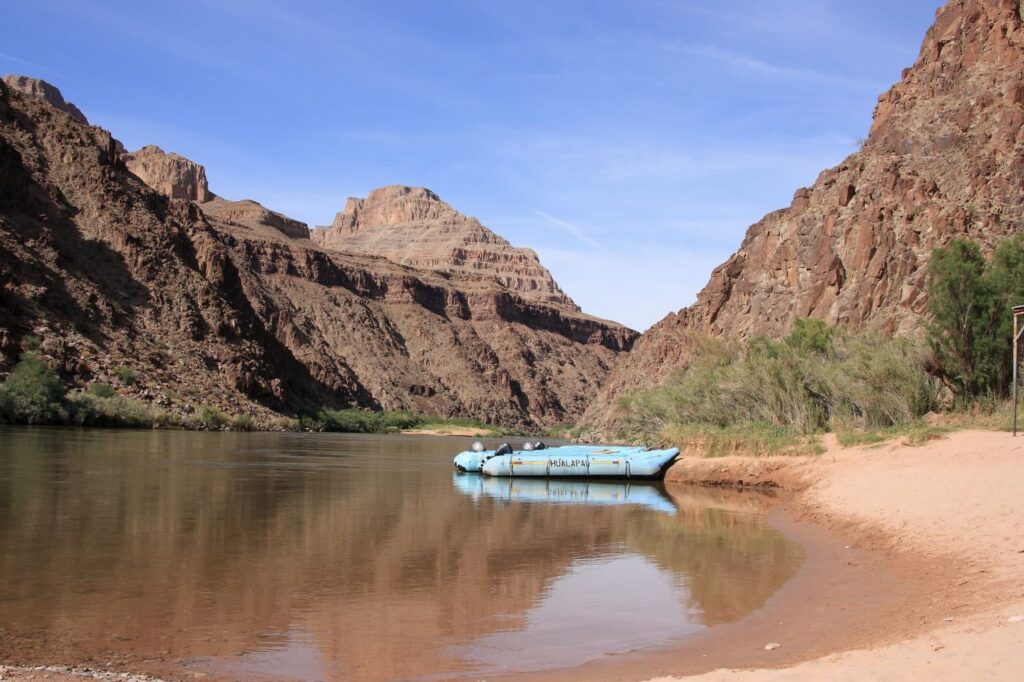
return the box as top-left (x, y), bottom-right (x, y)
top-left (584, 0), bottom-right (1024, 431)
top-left (312, 185), bottom-right (579, 309)
top-left (200, 197), bottom-right (311, 240)
top-left (123, 144), bottom-right (213, 202)
top-left (0, 78), bottom-right (635, 428)
top-left (2, 74), bottom-right (88, 124)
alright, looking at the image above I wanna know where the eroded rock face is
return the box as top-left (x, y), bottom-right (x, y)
top-left (0, 83), bottom-right (635, 428)
top-left (201, 197), bottom-right (311, 240)
top-left (312, 185), bottom-right (579, 309)
top-left (124, 144), bottom-right (213, 202)
top-left (1, 75), bottom-right (88, 124)
top-left (584, 0), bottom-right (1024, 433)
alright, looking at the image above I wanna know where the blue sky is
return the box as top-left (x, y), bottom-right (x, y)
top-left (1, 0), bottom-right (942, 331)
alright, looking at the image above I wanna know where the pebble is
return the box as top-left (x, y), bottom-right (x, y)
top-left (943, 616), bottom-right (955, 622)
top-left (1008, 615), bottom-right (1024, 623)
top-left (765, 642), bottom-right (782, 651)
top-left (0, 666), bottom-right (164, 682)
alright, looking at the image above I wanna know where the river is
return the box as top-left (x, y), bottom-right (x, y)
top-left (0, 427), bottom-right (803, 680)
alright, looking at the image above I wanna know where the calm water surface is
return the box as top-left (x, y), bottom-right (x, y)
top-left (0, 428), bottom-right (803, 680)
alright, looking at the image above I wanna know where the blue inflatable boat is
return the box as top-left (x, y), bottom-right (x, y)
top-left (453, 442), bottom-right (679, 480)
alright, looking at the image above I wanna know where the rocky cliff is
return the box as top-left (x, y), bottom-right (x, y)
top-left (123, 144), bottom-right (213, 202)
top-left (311, 185), bottom-right (579, 309)
top-left (584, 0), bottom-right (1024, 431)
top-left (2, 74), bottom-right (88, 124)
top-left (0, 78), bottom-right (635, 428)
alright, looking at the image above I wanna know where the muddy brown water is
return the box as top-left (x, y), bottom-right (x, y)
top-left (0, 428), bottom-right (803, 681)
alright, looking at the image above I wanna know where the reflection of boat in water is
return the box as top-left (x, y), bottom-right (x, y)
top-left (454, 443), bottom-right (679, 480)
top-left (452, 473), bottom-right (678, 515)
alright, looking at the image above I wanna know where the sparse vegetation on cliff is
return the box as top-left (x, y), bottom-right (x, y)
top-left (299, 409), bottom-right (515, 436)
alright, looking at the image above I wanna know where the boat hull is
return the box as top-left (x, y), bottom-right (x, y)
top-left (454, 445), bottom-right (679, 480)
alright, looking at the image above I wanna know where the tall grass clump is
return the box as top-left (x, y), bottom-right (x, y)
top-left (68, 390), bottom-right (155, 427)
top-left (618, 319), bottom-right (940, 454)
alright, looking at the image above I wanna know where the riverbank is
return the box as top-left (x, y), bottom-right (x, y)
top-left (653, 429), bottom-right (1024, 681)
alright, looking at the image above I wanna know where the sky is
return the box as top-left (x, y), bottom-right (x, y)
top-left (1, 0), bottom-right (944, 331)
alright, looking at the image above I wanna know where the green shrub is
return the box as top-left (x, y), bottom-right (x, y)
top-left (113, 365), bottom-right (138, 385)
top-left (926, 235), bottom-right (1024, 399)
top-left (69, 391), bottom-right (154, 428)
top-left (618, 323), bottom-right (939, 455)
top-left (197, 405), bottom-right (228, 429)
top-left (87, 382), bottom-right (116, 398)
top-left (229, 413), bottom-right (255, 431)
top-left (0, 352), bottom-right (66, 424)
top-left (20, 335), bottom-right (41, 352)
top-left (269, 416), bottom-right (301, 431)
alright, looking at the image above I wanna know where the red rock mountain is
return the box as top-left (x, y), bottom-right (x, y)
top-left (123, 144), bottom-right (213, 202)
top-left (2, 74), bottom-right (88, 124)
top-left (312, 186), bottom-right (578, 309)
top-left (0, 79), bottom-right (635, 428)
top-left (584, 0), bottom-right (1024, 431)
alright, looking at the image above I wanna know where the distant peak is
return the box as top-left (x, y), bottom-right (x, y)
top-left (365, 185), bottom-right (442, 203)
top-left (2, 74), bottom-right (88, 124)
top-left (311, 185), bottom-right (580, 310)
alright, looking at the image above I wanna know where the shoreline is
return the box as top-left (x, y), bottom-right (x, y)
top-left (2, 431), bottom-right (1021, 681)
top-left (559, 430), bottom-right (1024, 681)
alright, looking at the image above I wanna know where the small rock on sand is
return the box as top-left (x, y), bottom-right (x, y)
top-left (1008, 615), bottom-right (1024, 623)
top-left (765, 642), bottom-right (782, 651)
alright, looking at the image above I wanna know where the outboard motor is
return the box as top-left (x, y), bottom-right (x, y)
top-left (522, 442), bottom-right (535, 451)
top-left (471, 440), bottom-right (485, 452)
top-left (533, 441), bottom-right (546, 450)
top-left (494, 442), bottom-right (513, 457)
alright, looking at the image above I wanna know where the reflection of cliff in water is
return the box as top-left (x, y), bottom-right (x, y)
top-left (0, 429), bottom-right (802, 680)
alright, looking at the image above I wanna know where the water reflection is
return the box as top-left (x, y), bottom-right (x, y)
top-left (0, 428), bottom-right (802, 680)
top-left (452, 473), bottom-right (679, 515)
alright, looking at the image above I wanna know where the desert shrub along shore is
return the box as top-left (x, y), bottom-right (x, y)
top-left (617, 321), bottom-right (942, 453)
top-left (617, 236), bottom-right (1024, 455)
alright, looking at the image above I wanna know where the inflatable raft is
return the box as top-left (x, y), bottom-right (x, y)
top-left (453, 443), bottom-right (679, 480)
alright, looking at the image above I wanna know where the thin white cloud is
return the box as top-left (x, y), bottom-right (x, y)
top-left (0, 52), bottom-right (65, 79)
top-left (530, 210), bottom-right (601, 249)
top-left (665, 43), bottom-right (884, 89)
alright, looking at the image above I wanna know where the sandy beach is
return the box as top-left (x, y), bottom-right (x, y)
top-left (648, 429), bottom-right (1024, 681)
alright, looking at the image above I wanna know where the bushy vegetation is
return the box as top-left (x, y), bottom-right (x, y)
top-left (299, 408), bottom-right (514, 435)
top-left (618, 319), bottom-right (940, 455)
top-left (197, 405), bottom-right (229, 429)
top-left (0, 351), bottom-right (66, 425)
top-left (0, 348), bottom-right (257, 430)
top-left (926, 236), bottom-right (1024, 399)
top-left (68, 390), bottom-right (156, 428)
top-left (113, 365), bottom-right (139, 385)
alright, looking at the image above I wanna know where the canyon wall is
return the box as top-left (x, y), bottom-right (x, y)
top-left (0, 79), bottom-right (635, 428)
top-left (584, 0), bottom-right (1024, 432)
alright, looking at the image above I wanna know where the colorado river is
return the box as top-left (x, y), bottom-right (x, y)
top-left (0, 428), bottom-right (803, 680)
